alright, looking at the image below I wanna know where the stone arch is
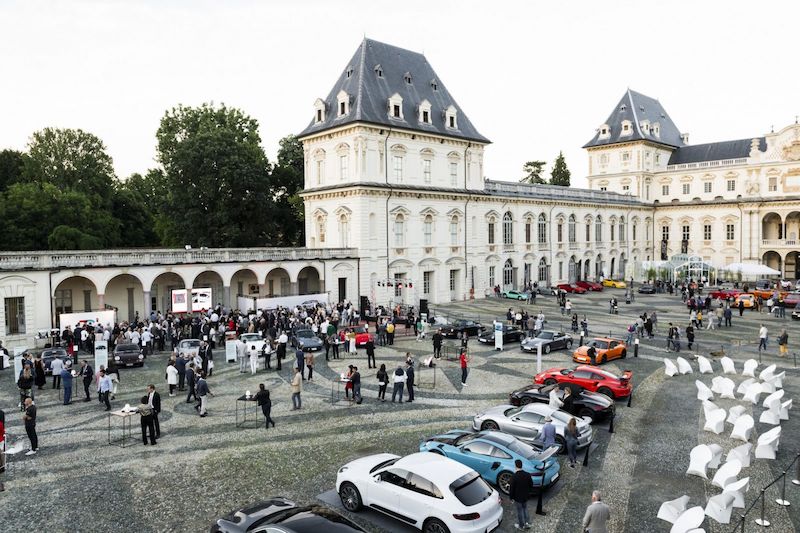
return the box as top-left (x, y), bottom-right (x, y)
top-left (104, 273), bottom-right (146, 322)
top-left (297, 265), bottom-right (322, 295)
top-left (762, 251), bottom-right (782, 274)
top-left (762, 212), bottom-right (782, 240)
top-left (785, 251), bottom-right (800, 280)
top-left (231, 268), bottom-right (260, 300)
top-left (150, 272), bottom-right (187, 316)
top-left (265, 267), bottom-right (291, 297)
top-left (53, 275), bottom-right (100, 317)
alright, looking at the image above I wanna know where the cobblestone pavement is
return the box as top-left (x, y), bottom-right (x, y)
top-left (1, 287), bottom-right (798, 532)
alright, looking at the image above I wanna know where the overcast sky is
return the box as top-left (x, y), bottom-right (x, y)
top-left (2, 0), bottom-right (799, 187)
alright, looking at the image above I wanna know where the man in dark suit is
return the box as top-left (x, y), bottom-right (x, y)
top-left (79, 360), bottom-right (94, 402)
top-left (199, 341), bottom-right (211, 375)
top-left (432, 330), bottom-right (443, 358)
top-left (185, 364), bottom-right (196, 404)
top-left (365, 339), bottom-right (376, 369)
top-left (147, 385), bottom-right (161, 439)
top-left (405, 360), bottom-right (415, 402)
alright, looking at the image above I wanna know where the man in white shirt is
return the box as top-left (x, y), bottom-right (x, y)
top-left (50, 356), bottom-right (64, 389)
top-left (141, 329), bottom-right (152, 356)
top-left (758, 324), bottom-right (768, 352)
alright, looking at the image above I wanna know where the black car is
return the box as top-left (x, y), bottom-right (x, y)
top-left (440, 319), bottom-right (484, 338)
top-left (637, 284), bottom-right (656, 294)
top-left (41, 347), bottom-right (71, 375)
top-left (477, 324), bottom-right (525, 344)
top-left (211, 497), bottom-right (366, 533)
top-left (113, 343), bottom-right (144, 367)
top-left (508, 383), bottom-right (615, 422)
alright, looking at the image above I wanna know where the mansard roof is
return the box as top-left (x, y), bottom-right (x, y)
top-left (583, 89), bottom-right (685, 149)
top-left (298, 38), bottom-right (489, 143)
top-left (667, 137), bottom-right (766, 165)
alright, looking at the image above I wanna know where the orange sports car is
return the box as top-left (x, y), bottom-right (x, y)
top-left (572, 337), bottom-right (627, 365)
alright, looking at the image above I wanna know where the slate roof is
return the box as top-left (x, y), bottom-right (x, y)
top-left (667, 137), bottom-right (766, 165)
top-left (298, 38), bottom-right (489, 143)
top-left (583, 89), bottom-right (685, 149)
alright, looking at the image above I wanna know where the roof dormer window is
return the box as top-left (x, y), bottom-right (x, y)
top-left (640, 120), bottom-right (650, 134)
top-left (374, 64), bottom-right (383, 78)
top-left (345, 66), bottom-right (354, 78)
top-left (431, 79), bottom-right (438, 91)
top-left (418, 99), bottom-right (432, 125)
top-left (336, 90), bottom-right (350, 117)
top-left (653, 122), bottom-right (661, 138)
top-left (620, 104), bottom-right (627, 111)
top-left (313, 98), bottom-right (326, 124)
top-left (403, 72), bottom-right (412, 84)
top-left (621, 120), bottom-right (632, 136)
top-left (445, 105), bottom-right (458, 129)
top-left (598, 124), bottom-right (610, 140)
top-left (388, 93), bottom-right (404, 120)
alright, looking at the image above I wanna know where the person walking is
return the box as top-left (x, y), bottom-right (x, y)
top-left (460, 349), bottom-right (470, 387)
top-left (304, 351), bottom-right (314, 381)
top-left (249, 343), bottom-right (259, 375)
top-left (391, 366), bottom-right (405, 403)
top-left (137, 395), bottom-right (157, 446)
top-left (50, 355), bottom-right (64, 389)
top-left (738, 299), bottom-right (745, 317)
top-left (365, 339), bottom-right (376, 369)
top-left (376, 364), bottom-right (388, 401)
top-left (724, 305), bottom-right (733, 327)
top-left (79, 360), bottom-right (93, 402)
top-left (509, 459), bottom-right (533, 530)
top-left (23, 397), bottom-right (38, 455)
top-left (185, 363), bottom-right (196, 404)
top-left (565, 417), bottom-right (579, 468)
top-left (295, 348), bottom-right (305, 380)
top-left (98, 369), bottom-right (112, 411)
top-left (582, 490), bottom-right (611, 533)
top-left (254, 384), bottom-right (275, 429)
top-left (778, 329), bottom-right (788, 357)
top-left (61, 367), bottom-right (73, 405)
top-left (106, 358), bottom-right (120, 399)
top-left (685, 324), bottom-right (695, 351)
top-left (405, 360), bottom-right (415, 403)
top-left (290, 367), bottom-right (302, 410)
top-left (166, 361), bottom-right (178, 397)
top-left (147, 385), bottom-right (161, 439)
top-left (276, 332), bottom-right (287, 370)
top-left (196, 372), bottom-right (213, 417)
top-left (432, 329), bottom-right (443, 358)
top-left (758, 324), bottom-right (768, 352)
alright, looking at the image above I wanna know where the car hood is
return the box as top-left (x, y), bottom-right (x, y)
top-left (578, 390), bottom-right (613, 408)
top-left (297, 337), bottom-right (322, 346)
top-left (522, 337), bottom-right (548, 346)
top-left (476, 405), bottom-right (514, 418)
top-left (339, 453), bottom-right (399, 477)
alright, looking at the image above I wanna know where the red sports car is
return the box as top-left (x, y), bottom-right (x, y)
top-left (556, 283), bottom-right (588, 294)
top-left (782, 292), bottom-right (800, 308)
top-left (576, 281), bottom-right (603, 291)
top-left (338, 324), bottom-right (374, 347)
top-left (533, 365), bottom-right (632, 399)
top-left (708, 289), bottom-right (743, 300)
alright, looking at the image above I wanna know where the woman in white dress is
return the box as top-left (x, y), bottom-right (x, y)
top-left (348, 330), bottom-right (357, 354)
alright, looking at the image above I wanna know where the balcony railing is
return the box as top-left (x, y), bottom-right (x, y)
top-left (666, 157), bottom-right (748, 171)
top-left (0, 247), bottom-right (358, 270)
top-left (762, 239), bottom-right (798, 247)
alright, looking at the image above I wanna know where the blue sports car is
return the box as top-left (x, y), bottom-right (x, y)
top-left (419, 430), bottom-right (560, 495)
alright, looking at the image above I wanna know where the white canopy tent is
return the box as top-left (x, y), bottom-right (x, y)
top-left (721, 263), bottom-right (781, 277)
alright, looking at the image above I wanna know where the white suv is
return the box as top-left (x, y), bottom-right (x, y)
top-left (336, 452), bottom-right (503, 533)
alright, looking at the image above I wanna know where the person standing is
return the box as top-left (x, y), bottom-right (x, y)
top-left (509, 459), bottom-right (533, 530)
top-left (61, 367), bottom-right (73, 405)
top-left (365, 339), bottom-right (376, 369)
top-left (432, 329), bottom-right (443, 358)
top-left (137, 395), bottom-right (157, 446)
top-left (565, 417), bottom-right (579, 468)
top-left (460, 349), bottom-right (470, 387)
top-left (276, 332), bottom-right (287, 370)
top-left (758, 324), bottom-right (768, 352)
top-left (331, 334), bottom-right (340, 360)
top-left (17, 368), bottom-right (34, 410)
top-left (147, 385), bottom-right (161, 439)
top-left (376, 364), bottom-right (388, 401)
top-left (79, 360), bottom-right (94, 402)
top-left (724, 306), bottom-right (733, 327)
top-left (290, 367), bottom-right (302, 410)
top-left (685, 324), bottom-right (695, 351)
top-left (738, 298), bottom-right (745, 316)
top-left (23, 397), bottom-right (38, 455)
top-left (539, 416), bottom-right (557, 448)
top-left (185, 364), bottom-right (196, 404)
top-left (582, 490), bottom-right (611, 533)
top-left (386, 321), bottom-right (395, 345)
top-left (175, 354), bottom-right (187, 391)
top-left (405, 360), bottom-right (415, 403)
top-left (778, 329), bottom-right (789, 357)
top-left (236, 336), bottom-right (247, 373)
top-left (391, 366), bottom-right (405, 403)
top-left (0, 407), bottom-right (5, 491)
top-left (34, 356), bottom-right (46, 390)
top-left (295, 348), bottom-right (305, 380)
top-left (323, 334), bottom-right (331, 362)
top-left (254, 384), bottom-right (275, 428)
top-left (347, 329), bottom-right (357, 355)
top-left (98, 369), bottom-right (112, 411)
top-left (166, 361), bottom-right (178, 397)
top-left (249, 344), bottom-right (259, 375)
top-left (50, 356), bottom-right (64, 389)
top-left (196, 372), bottom-right (212, 417)
top-left (351, 366), bottom-right (362, 404)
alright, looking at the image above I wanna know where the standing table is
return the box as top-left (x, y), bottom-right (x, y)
top-left (235, 395), bottom-right (260, 428)
top-left (330, 378), bottom-right (353, 406)
top-left (108, 409), bottom-right (137, 447)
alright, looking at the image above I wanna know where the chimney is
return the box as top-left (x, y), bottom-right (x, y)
top-left (680, 133), bottom-right (690, 144)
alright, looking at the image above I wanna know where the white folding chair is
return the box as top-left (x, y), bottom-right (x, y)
top-left (773, 371), bottom-right (785, 389)
top-left (711, 459), bottom-right (741, 489)
top-left (742, 382), bottom-right (763, 404)
top-left (741, 359), bottom-right (758, 378)
top-left (708, 443), bottom-right (724, 469)
top-left (702, 400), bottom-right (720, 418)
top-left (704, 408), bottom-right (726, 434)
top-left (755, 426), bottom-right (781, 460)
top-left (677, 356), bottom-right (693, 375)
top-left (664, 358), bottom-right (679, 377)
top-left (658, 495), bottom-right (690, 524)
top-left (759, 408), bottom-right (781, 425)
top-left (730, 414), bottom-right (754, 442)
top-left (761, 389), bottom-right (784, 408)
top-left (723, 477), bottom-right (750, 509)
top-left (697, 355), bottom-right (713, 374)
top-left (758, 363), bottom-right (777, 381)
top-left (736, 377), bottom-right (755, 396)
top-left (687, 444), bottom-right (713, 479)
top-left (696, 380), bottom-right (714, 401)
top-left (720, 356), bottom-right (736, 375)
top-left (670, 506), bottom-right (705, 533)
top-left (760, 380), bottom-right (776, 394)
top-left (705, 493), bottom-right (735, 524)
top-left (726, 405), bottom-right (746, 425)
top-left (726, 442), bottom-right (752, 468)
top-left (780, 399), bottom-right (792, 420)
top-left (711, 376), bottom-right (735, 399)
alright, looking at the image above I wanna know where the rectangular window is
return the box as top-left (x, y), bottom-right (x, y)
top-left (662, 184), bottom-right (669, 196)
top-left (424, 219), bottom-right (432, 245)
top-left (394, 273), bottom-right (404, 297)
top-left (704, 182), bottom-right (712, 194)
top-left (488, 222), bottom-right (495, 244)
top-left (662, 226), bottom-right (670, 241)
top-left (557, 223), bottom-right (563, 243)
top-left (339, 101), bottom-right (346, 115)
top-left (423, 159), bottom-right (431, 183)
top-left (622, 185), bottom-right (630, 191)
top-left (316, 161), bottom-right (323, 185)
top-left (450, 218), bottom-right (458, 245)
top-left (393, 156), bottom-right (403, 182)
top-left (703, 224), bottom-right (712, 240)
top-left (449, 116), bottom-right (455, 128)
top-left (422, 110), bottom-right (429, 123)
top-left (655, 153), bottom-right (660, 164)
top-left (83, 290), bottom-right (91, 312)
top-left (632, 224), bottom-right (637, 241)
top-left (726, 224), bottom-right (735, 240)
top-left (621, 152), bottom-right (631, 162)
top-left (488, 266), bottom-right (495, 287)
top-left (682, 224), bottom-right (690, 241)
top-left (558, 261), bottom-right (563, 279)
top-left (538, 220), bottom-right (547, 244)
top-left (768, 177), bottom-right (777, 192)
top-left (339, 155), bottom-right (348, 180)
top-left (55, 289), bottom-right (72, 315)
top-left (4, 296), bottom-right (25, 335)
top-left (585, 223), bottom-right (590, 242)
top-left (727, 179), bottom-right (736, 192)
top-left (423, 271), bottom-right (432, 295)
top-left (450, 162), bottom-right (458, 186)
top-left (393, 104), bottom-right (401, 118)
top-left (449, 269), bottom-right (457, 291)
top-left (525, 222), bottom-right (531, 243)
top-left (682, 183), bottom-right (690, 195)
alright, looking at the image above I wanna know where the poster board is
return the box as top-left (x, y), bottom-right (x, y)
top-left (58, 310), bottom-right (116, 330)
top-left (171, 290), bottom-right (188, 313)
top-left (493, 321), bottom-right (503, 351)
top-left (226, 340), bottom-right (238, 362)
top-left (13, 347), bottom-right (26, 380)
top-left (240, 292), bottom-right (330, 312)
top-left (94, 340), bottom-right (108, 370)
top-left (191, 288), bottom-right (212, 312)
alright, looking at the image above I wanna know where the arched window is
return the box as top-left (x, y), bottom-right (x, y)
top-left (338, 214), bottom-right (350, 247)
top-left (538, 257), bottom-right (548, 282)
top-left (423, 215), bottom-right (433, 246)
top-left (317, 215), bottom-right (326, 244)
top-left (488, 216), bottom-right (496, 244)
top-left (394, 214), bottom-right (405, 247)
top-left (503, 259), bottom-right (514, 287)
top-left (568, 215), bottom-right (576, 243)
top-left (585, 217), bottom-right (592, 242)
top-left (450, 215), bottom-right (459, 245)
top-left (632, 221), bottom-right (637, 241)
top-left (503, 212), bottom-right (513, 245)
top-left (556, 219), bottom-right (563, 243)
top-left (525, 216), bottom-right (532, 243)
top-left (610, 218), bottom-right (616, 242)
top-left (595, 215), bottom-right (603, 242)
top-left (537, 214), bottom-right (547, 244)
top-left (619, 216), bottom-right (625, 242)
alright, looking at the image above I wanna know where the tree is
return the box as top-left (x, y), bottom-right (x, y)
top-left (549, 151), bottom-right (571, 186)
top-left (520, 160), bottom-right (546, 184)
top-left (270, 134), bottom-right (305, 246)
top-left (0, 149), bottom-right (27, 191)
top-left (155, 103), bottom-right (273, 247)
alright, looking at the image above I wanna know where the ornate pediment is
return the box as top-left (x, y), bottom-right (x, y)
top-left (782, 139), bottom-right (800, 161)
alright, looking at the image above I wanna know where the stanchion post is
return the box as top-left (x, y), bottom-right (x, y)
top-left (759, 349), bottom-right (762, 364)
top-left (627, 392), bottom-right (632, 408)
top-left (535, 463), bottom-right (546, 515)
top-left (582, 443), bottom-right (590, 466)
top-left (776, 471), bottom-right (790, 506)
top-left (634, 338), bottom-right (639, 358)
top-left (608, 413), bottom-right (615, 433)
top-left (792, 453), bottom-right (800, 486)
top-left (754, 489), bottom-right (770, 527)
top-left (579, 331), bottom-right (584, 346)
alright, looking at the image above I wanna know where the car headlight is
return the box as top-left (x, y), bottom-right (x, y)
top-left (138, 354), bottom-right (144, 359)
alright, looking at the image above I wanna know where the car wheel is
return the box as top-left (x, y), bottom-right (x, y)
top-left (543, 378), bottom-right (557, 386)
top-left (544, 344), bottom-right (551, 354)
top-left (579, 407), bottom-right (595, 420)
top-left (597, 387), bottom-right (614, 399)
top-left (555, 436), bottom-right (567, 454)
top-left (497, 471), bottom-right (513, 495)
top-left (423, 518), bottom-right (450, 533)
top-left (520, 396), bottom-right (532, 405)
top-left (481, 420), bottom-right (499, 431)
top-left (620, 349), bottom-right (627, 359)
top-left (339, 482), bottom-right (363, 512)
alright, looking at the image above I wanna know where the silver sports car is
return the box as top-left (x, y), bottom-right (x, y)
top-left (472, 403), bottom-right (593, 453)
top-left (521, 330), bottom-right (573, 353)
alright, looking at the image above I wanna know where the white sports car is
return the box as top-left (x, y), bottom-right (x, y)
top-left (336, 452), bottom-right (503, 533)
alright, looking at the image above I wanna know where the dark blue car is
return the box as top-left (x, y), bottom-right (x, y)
top-left (419, 430), bottom-right (560, 495)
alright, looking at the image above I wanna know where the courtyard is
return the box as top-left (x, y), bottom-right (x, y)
top-left (1, 287), bottom-right (799, 533)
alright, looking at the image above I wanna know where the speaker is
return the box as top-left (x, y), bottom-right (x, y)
top-left (419, 299), bottom-right (429, 315)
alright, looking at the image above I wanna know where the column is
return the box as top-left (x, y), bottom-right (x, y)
top-left (97, 294), bottom-right (105, 310)
top-left (143, 290), bottom-right (151, 316)
top-left (223, 285), bottom-right (231, 310)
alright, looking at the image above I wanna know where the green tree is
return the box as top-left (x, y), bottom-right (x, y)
top-left (549, 151), bottom-right (571, 186)
top-left (0, 149), bottom-right (27, 191)
top-left (113, 175), bottom-right (160, 247)
top-left (155, 103), bottom-right (272, 247)
top-left (520, 160), bottom-right (546, 184)
top-left (270, 134), bottom-right (305, 246)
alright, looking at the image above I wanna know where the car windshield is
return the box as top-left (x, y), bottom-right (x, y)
top-left (116, 344), bottom-right (139, 352)
top-left (182, 340), bottom-right (201, 348)
top-left (450, 472), bottom-right (493, 506)
top-left (353, 326), bottom-right (367, 334)
top-left (537, 332), bottom-right (554, 340)
top-left (297, 330), bottom-right (314, 338)
top-left (42, 349), bottom-right (66, 357)
top-left (589, 340), bottom-right (608, 349)
top-left (241, 334), bottom-right (260, 341)
top-left (260, 506), bottom-right (363, 532)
